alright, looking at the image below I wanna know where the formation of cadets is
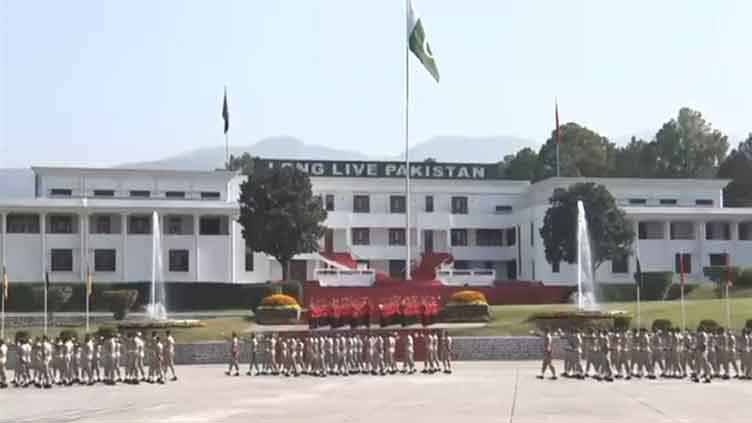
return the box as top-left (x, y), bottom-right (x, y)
top-left (0, 331), bottom-right (178, 389)
top-left (539, 327), bottom-right (752, 383)
top-left (227, 329), bottom-right (453, 377)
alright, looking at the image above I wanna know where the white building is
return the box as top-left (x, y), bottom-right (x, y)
top-left (0, 159), bottom-right (748, 287)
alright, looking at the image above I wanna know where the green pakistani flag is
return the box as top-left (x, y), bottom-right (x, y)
top-left (407, 0), bottom-right (440, 83)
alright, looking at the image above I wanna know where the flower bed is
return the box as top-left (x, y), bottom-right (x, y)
top-left (447, 290), bottom-right (488, 306)
top-left (440, 303), bottom-right (490, 323)
top-left (117, 319), bottom-right (205, 331)
top-left (260, 294), bottom-right (301, 309)
top-left (255, 306), bottom-right (302, 325)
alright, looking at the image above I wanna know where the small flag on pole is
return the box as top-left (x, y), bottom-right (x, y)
top-left (634, 256), bottom-right (642, 288)
top-left (555, 101), bottom-right (562, 145)
top-left (2, 265), bottom-right (8, 300)
top-left (679, 253), bottom-right (686, 286)
top-left (45, 270), bottom-right (50, 292)
top-left (222, 87), bottom-right (229, 134)
top-left (407, 0), bottom-right (440, 83)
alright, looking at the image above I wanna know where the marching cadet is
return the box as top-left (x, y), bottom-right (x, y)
top-left (246, 333), bottom-right (259, 376)
top-left (682, 331), bottom-right (695, 378)
top-left (743, 330), bottom-right (752, 379)
top-left (164, 331), bottom-right (177, 381)
top-left (124, 333), bottom-right (137, 384)
top-left (536, 328), bottom-right (556, 380)
top-left (280, 338), bottom-right (290, 376)
top-left (154, 336), bottom-right (166, 384)
top-left (41, 336), bottom-right (53, 388)
top-left (31, 338), bottom-right (42, 387)
top-left (92, 337), bottom-right (103, 384)
top-left (226, 332), bottom-right (241, 376)
top-left (402, 333), bottom-right (416, 374)
top-left (72, 338), bottom-right (82, 384)
top-left (709, 329), bottom-right (721, 378)
top-left (385, 333), bottom-right (397, 374)
top-left (325, 335), bottom-right (335, 375)
top-left (441, 331), bottom-right (453, 374)
top-left (269, 333), bottom-right (279, 375)
top-left (106, 334), bottom-right (119, 385)
top-left (598, 331), bottom-right (613, 381)
top-left (693, 329), bottom-right (713, 383)
top-left (650, 330), bottom-right (665, 378)
top-left (81, 335), bottom-right (95, 385)
top-left (0, 339), bottom-right (7, 388)
top-left (614, 331), bottom-right (631, 379)
top-left (134, 332), bottom-right (146, 382)
top-left (114, 333), bottom-right (123, 383)
top-left (722, 329), bottom-right (740, 379)
top-left (20, 337), bottom-right (32, 387)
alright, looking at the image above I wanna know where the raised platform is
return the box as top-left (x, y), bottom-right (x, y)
top-left (303, 280), bottom-right (573, 306)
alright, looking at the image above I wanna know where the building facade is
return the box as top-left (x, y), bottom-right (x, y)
top-left (0, 160), bottom-right (747, 287)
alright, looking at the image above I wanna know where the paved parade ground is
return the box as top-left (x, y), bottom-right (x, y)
top-left (3, 362), bottom-right (752, 423)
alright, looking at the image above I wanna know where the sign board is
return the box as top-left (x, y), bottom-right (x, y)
top-left (255, 159), bottom-right (501, 180)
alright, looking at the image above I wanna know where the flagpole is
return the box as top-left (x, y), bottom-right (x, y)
top-left (85, 268), bottom-right (90, 334)
top-left (44, 271), bottom-right (48, 336)
top-left (680, 249), bottom-right (686, 332)
top-left (1, 282), bottom-right (5, 341)
top-left (404, 0), bottom-right (411, 281)
top-left (636, 284), bottom-right (641, 329)
top-left (224, 86), bottom-right (230, 168)
top-left (725, 251), bottom-right (731, 329)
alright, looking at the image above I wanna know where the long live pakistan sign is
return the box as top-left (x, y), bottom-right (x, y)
top-left (256, 159), bottom-right (501, 180)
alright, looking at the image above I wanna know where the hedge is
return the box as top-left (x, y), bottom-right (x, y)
top-left (703, 266), bottom-right (752, 288)
top-left (651, 319), bottom-right (673, 332)
top-left (2, 282), bottom-right (271, 312)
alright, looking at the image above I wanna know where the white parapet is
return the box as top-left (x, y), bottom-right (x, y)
top-left (437, 269), bottom-right (495, 286)
top-left (315, 268), bottom-right (376, 287)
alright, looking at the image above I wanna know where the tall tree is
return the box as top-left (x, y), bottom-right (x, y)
top-left (539, 183), bottom-right (634, 279)
top-left (501, 147), bottom-right (539, 180)
top-left (654, 107), bottom-right (729, 178)
top-left (237, 166), bottom-right (327, 281)
top-left (611, 137), bottom-right (658, 177)
top-left (226, 153), bottom-right (256, 175)
top-left (718, 134), bottom-right (752, 207)
top-left (537, 123), bottom-right (615, 180)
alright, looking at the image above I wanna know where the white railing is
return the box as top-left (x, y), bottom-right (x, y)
top-left (315, 268), bottom-right (376, 287)
top-left (437, 268), bottom-right (495, 286)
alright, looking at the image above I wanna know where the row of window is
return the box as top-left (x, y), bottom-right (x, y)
top-left (626, 198), bottom-right (713, 206)
top-left (48, 247), bottom-right (257, 273)
top-left (350, 228), bottom-right (516, 247)
top-left (3, 214), bottom-right (228, 235)
top-left (49, 189), bottom-right (221, 200)
top-left (320, 194), bottom-right (510, 215)
top-left (551, 253), bottom-right (728, 275)
top-left (638, 221), bottom-right (752, 241)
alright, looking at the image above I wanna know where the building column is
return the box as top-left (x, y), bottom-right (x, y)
top-left (346, 213), bottom-right (353, 252)
top-left (730, 221), bottom-right (739, 265)
top-left (121, 213), bottom-right (128, 282)
top-left (40, 213), bottom-right (47, 279)
top-left (194, 213), bottom-right (200, 282)
top-left (0, 212), bottom-right (6, 269)
top-left (79, 213), bottom-right (86, 280)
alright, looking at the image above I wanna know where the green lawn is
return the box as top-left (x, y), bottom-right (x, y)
top-left (7, 295), bottom-right (752, 342)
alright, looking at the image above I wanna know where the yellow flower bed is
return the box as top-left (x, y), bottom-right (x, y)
top-left (447, 290), bottom-right (488, 305)
top-left (260, 294), bottom-right (301, 309)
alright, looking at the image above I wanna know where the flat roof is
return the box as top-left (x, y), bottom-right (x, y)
top-left (31, 166), bottom-right (238, 178)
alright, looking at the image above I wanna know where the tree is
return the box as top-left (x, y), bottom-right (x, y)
top-left (654, 107), bottom-right (728, 178)
top-left (501, 147), bottom-right (539, 180)
top-left (226, 153), bottom-right (256, 175)
top-left (611, 137), bottom-right (658, 177)
top-left (539, 183), bottom-right (634, 280)
top-left (718, 134), bottom-right (752, 207)
top-left (537, 123), bottom-right (615, 180)
top-left (238, 166), bottom-right (327, 281)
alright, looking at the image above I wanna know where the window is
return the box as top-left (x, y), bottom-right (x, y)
top-left (50, 188), bottom-right (72, 197)
top-left (425, 196), bottom-right (434, 212)
top-left (165, 191), bottom-right (185, 199)
top-left (245, 247), bottom-right (254, 271)
top-left (167, 216), bottom-right (184, 235)
top-left (128, 215), bottom-right (151, 234)
top-left (352, 228), bottom-right (370, 245)
top-left (454, 260), bottom-right (470, 270)
top-left (388, 260), bottom-right (405, 279)
top-left (696, 199), bottom-right (714, 206)
top-left (674, 253), bottom-right (691, 274)
top-left (706, 222), bottom-right (731, 240)
top-left (552, 261), bottom-right (560, 273)
top-left (6, 214), bottom-right (40, 233)
top-left (709, 253), bottom-right (729, 267)
top-left (740, 222), bottom-right (752, 241)
top-left (451, 196), bottom-right (468, 214)
top-left (388, 228), bottom-right (406, 246)
top-left (48, 215), bottom-right (74, 234)
top-left (353, 195), bottom-right (370, 213)
top-left (507, 260), bottom-right (517, 280)
top-left (169, 250), bottom-right (190, 272)
top-left (451, 229), bottom-right (468, 246)
top-left (94, 249), bottom-right (116, 272)
top-left (670, 222), bottom-right (694, 240)
top-left (660, 199), bottom-right (677, 205)
top-left (476, 229), bottom-right (503, 246)
top-left (390, 195), bottom-right (406, 213)
top-left (612, 255), bottom-right (629, 274)
top-left (628, 198), bottom-right (647, 205)
top-left (495, 205), bottom-right (513, 214)
top-left (423, 230), bottom-right (434, 252)
top-left (531, 260), bottom-right (536, 280)
top-left (93, 189), bottom-right (115, 197)
top-left (50, 249), bottom-right (73, 272)
top-left (94, 215), bottom-right (112, 234)
top-left (130, 190), bottom-right (150, 198)
top-left (638, 221), bottom-right (664, 239)
top-left (325, 194), bottom-right (335, 211)
top-left (200, 216), bottom-right (226, 235)
top-left (530, 222), bottom-right (535, 246)
top-left (201, 191), bottom-right (221, 200)
top-left (505, 228), bottom-right (516, 246)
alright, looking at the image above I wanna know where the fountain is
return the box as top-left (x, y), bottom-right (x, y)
top-left (146, 211), bottom-right (167, 321)
top-left (576, 200), bottom-right (598, 310)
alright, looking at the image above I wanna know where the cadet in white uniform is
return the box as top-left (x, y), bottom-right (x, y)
top-left (0, 339), bottom-right (7, 388)
top-left (164, 331), bottom-right (177, 381)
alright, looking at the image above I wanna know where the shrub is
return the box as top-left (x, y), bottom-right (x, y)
top-left (634, 271), bottom-right (673, 300)
top-left (102, 290), bottom-right (138, 320)
top-left (96, 325), bottom-right (118, 339)
top-left (613, 315), bottom-right (632, 331)
top-left (703, 266), bottom-right (742, 286)
top-left (31, 286), bottom-right (73, 319)
top-left (651, 319), bottom-right (672, 332)
top-left (737, 268), bottom-right (752, 288)
top-left (58, 329), bottom-right (80, 341)
top-left (745, 319), bottom-right (752, 330)
top-left (447, 290), bottom-right (488, 305)
top-left (14, 330), bottom-right (31, 343)
top-left (260, 294), bottom-right (300, 309)
top-left (698, 319), bottom-right (720, 332)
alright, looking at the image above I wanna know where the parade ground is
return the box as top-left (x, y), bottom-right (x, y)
top-left (2, 362), bottom-right (752, 423)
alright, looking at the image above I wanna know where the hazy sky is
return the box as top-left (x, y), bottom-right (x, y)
top-left (1, 0), bottom-right (751, 169)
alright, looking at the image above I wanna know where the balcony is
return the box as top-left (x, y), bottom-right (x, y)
top-left (437, 268), bottom-right (495, 286)
top-left (315, 268), bottom-right (376, 287)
